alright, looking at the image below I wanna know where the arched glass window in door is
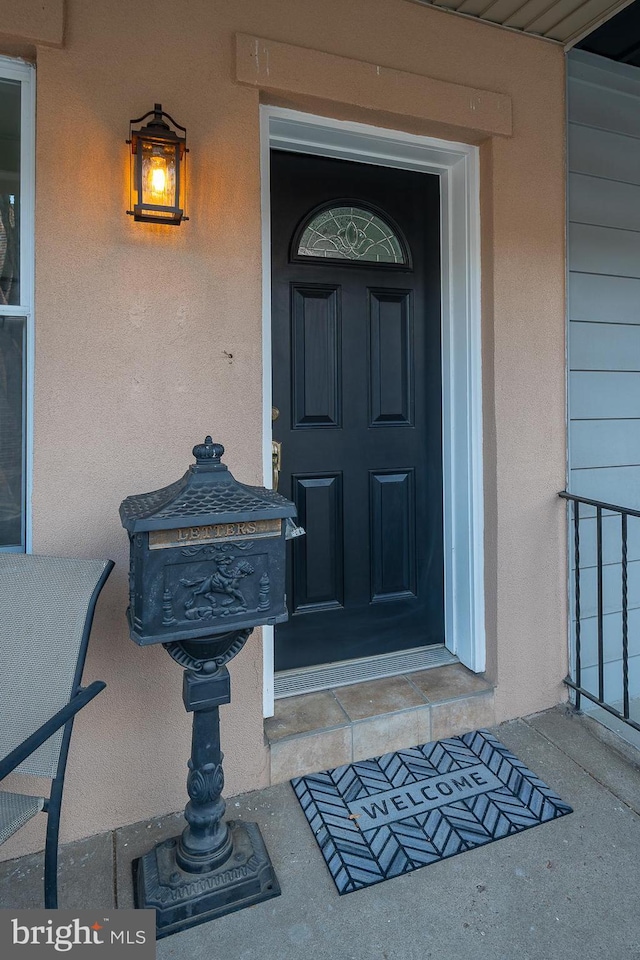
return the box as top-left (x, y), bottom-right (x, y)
top-left (295, 204), bottom-right (409, 265)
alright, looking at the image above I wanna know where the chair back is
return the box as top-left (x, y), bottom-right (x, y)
top-left (0, 555), bottom-right (111, 778)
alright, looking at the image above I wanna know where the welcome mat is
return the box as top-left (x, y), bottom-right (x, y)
top-left (292, 729), bottom-right (572, 894)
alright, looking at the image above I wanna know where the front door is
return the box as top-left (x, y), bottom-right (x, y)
top-left (271, 150), bottom-right (443, 672)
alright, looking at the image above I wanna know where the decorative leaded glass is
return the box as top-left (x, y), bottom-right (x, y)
top-left (297, 206), bottom-right (407, 264)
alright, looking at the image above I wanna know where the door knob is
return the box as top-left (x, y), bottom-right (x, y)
top-left (272, 440), bottom-right (282, 491)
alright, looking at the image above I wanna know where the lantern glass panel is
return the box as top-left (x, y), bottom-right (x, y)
top-left (140, 140), bottom-right (178, 216)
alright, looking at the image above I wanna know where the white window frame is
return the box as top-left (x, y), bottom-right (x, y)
top-left (260, 106), bottom-right (485, 715)
top-left (0, 56), bottom-right (35, 553)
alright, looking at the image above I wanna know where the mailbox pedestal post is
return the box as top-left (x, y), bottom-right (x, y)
top-left (120, 438), bottom-right (302, 939)
top-left (133, 629), bottom-right (279, 937)
top-left (178, 664), bottom-right (232, 873)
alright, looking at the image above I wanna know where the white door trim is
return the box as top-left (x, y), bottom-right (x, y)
top-left (260, 106), bottom-right (485, 717)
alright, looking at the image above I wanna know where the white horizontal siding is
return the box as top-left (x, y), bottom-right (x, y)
top-left (569, 76), bottom-right (640, 139)
top-left (573, 607), bottom-right (640, 668)
top-left (569, 222), bottom-right (640, 277)
top-left (569, 466), bottom-right (640, 511)
top-left (570, 372), bottom-right (640, 420)
top-left (570, 174), bottom-right (640, 233)
top-left (572, 419), bottom-right (640, 467)
top-left (571, 557), bottom-right (640, 619)
top-left (569, 273), bottom-right (640, 324)
top-left (569, 124), bottom-right (640, 186)
top-left (564, 510), bottom-right (640, 568)
top-left (571, 321), bottom-right (640, 372)
top-left (568, 52), bottom-right (640, 707)
top-left (581, 655), bottom-right (640, 705)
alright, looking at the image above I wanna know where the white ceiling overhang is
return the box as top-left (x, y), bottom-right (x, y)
top-left (410, 0), bottom-right (636, 47)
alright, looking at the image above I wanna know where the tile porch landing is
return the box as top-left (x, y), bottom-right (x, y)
top-left (265, 662), bottom-right (495, 783)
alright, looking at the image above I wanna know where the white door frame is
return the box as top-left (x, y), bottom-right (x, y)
top-left (0, 56), bottom-right (35, 554)
top-left (260, 106), bottom-right (485, 717)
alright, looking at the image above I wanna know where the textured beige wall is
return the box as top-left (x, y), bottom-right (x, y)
top-left (0, 0), bottom-right (63, 48)
top-left (0, 0), bottom-right (566, 858)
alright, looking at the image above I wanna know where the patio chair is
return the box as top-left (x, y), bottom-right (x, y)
top-left (0, 554), bottom-right (114, 907)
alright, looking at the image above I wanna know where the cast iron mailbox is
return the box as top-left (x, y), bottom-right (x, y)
top-left (119, 436), bottom-right (301, 938)
top-left (121, 435), bottom-right (294, 645)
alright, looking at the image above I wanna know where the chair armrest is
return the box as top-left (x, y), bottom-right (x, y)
top-left (0, 681), bottom-right (106, 781)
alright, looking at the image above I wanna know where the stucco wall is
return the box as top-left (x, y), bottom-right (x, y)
top-left (0, 0), bottom-right (566, 858)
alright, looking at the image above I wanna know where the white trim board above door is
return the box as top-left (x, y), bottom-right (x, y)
top-left (260, 107), bottom-right (485, 716)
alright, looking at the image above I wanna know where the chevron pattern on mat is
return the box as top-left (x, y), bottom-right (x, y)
top-left (292, 729), bottom-right (572, 894)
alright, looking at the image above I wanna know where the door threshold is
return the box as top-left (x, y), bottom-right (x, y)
top-left (274, 644), bottom-right (458, 699)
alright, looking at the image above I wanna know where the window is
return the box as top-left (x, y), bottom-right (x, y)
top-left (296, 204), bottom-right (408, 264)
top-left (0, 59), bottom-right (34, 551)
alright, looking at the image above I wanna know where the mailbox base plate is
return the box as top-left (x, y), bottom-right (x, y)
top-left (133, 820), bottom-right (281, 939)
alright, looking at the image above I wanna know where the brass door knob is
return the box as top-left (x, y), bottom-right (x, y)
top-left (272, 440), bottom-right (282, 491)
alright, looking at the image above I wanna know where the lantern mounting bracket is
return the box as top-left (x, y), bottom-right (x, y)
top-left (129, 103), bottom-right (187, 136)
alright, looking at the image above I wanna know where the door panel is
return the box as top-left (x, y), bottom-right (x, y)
top-left (292, 285), bottom-right (342, 428)
top-left (368, 290), bottom-right (413, 427)
top-left (291, 473), bottom-right (344, 613)
top-left (370, 469), bottom-right (416, 602)
top-left (271, 150), bottom-right (443, 671)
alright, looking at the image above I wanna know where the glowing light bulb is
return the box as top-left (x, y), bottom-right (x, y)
top-left (151, 166), bottom-right (166, 195)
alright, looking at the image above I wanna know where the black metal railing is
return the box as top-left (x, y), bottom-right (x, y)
top-left (559, 491), bottom-right (639, 732)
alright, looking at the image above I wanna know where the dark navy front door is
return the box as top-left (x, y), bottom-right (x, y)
top-left (271, 150), bottom-right (443, 672)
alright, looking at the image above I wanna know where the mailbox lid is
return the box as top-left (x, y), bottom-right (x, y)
top-left (119, 437), bottom-right (297, 533)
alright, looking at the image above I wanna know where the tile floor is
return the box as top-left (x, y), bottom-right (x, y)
top-left (265, 662), bottom-right (495, 782)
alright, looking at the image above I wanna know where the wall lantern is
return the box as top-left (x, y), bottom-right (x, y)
top-left (127, 103), bottom-right (188, 225)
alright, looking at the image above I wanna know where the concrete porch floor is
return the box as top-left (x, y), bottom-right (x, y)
top-left (2, 706), bottom-right (640, 960)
